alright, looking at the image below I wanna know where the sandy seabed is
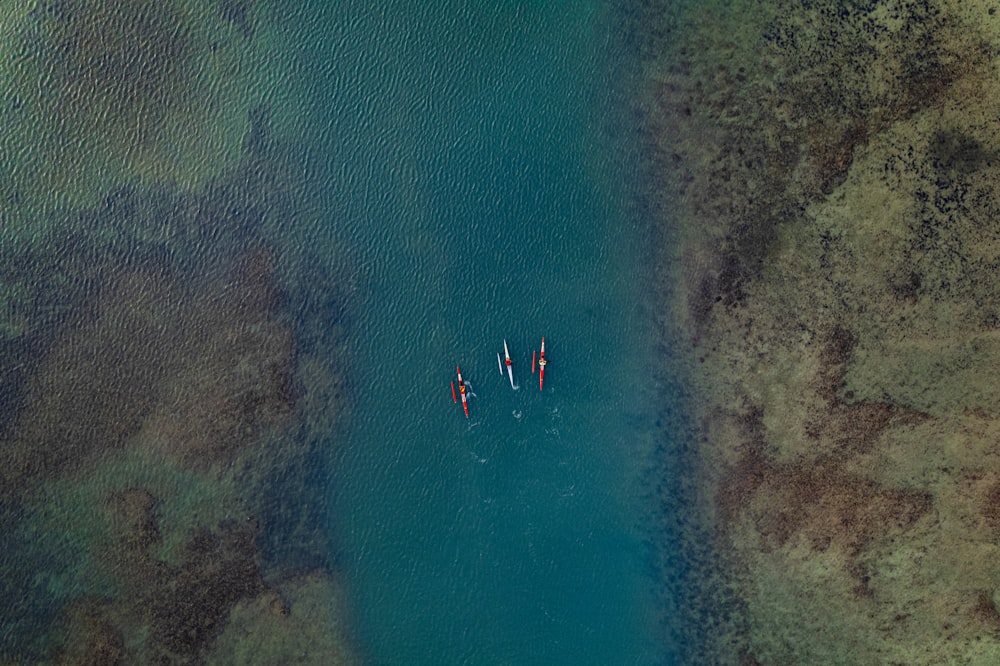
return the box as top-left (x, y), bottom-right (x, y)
top-left (640, 0), bottom-right (1000, 663)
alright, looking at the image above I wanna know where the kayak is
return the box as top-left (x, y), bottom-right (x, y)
top-left (497, 353), bottom-right (503, 376)
top-left (456, 366), bottom-right (469, 418)
top-left (503, 339), bottom-right (515, 389)
top-left (538, 337), bottom-right (546, 391)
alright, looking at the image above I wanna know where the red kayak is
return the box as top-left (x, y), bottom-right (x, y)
top-left (538, 338), bottom-right (546, 391)
top-left (456, 366), bottom-right (469, 418)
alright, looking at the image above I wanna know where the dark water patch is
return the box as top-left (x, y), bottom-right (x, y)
top-left (54, 600), bottom-right (126, 666)
top-left (246, 104), bottom-right (274, 157)
top-left (220, 0), bottom-right (254, 40)
top-left (614, 2), bottom-right (723, 661)
top-left (929, 129), bottom-right (999, 176)
top-left (106, 487), bottom-right (162, 553)
top-left (639, 387), bottom-right (714, 664)
top-left (0, 103), bottom-right (329, 483)
top-left (0, 239), bottom-right (296, 490)
top-left (0, 500), bottom-right (72, 660)
top-left (148, 520), bottom-right (264, 662)
top-left (47, 517), bottom-right (265, 664)
top-left (621, 0), bottom-right (685, 64)
top-left (255, 442), bottom-right (333, 573)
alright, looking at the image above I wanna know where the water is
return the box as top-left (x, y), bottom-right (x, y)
top-left (311, 2), bottom-right (667, 663)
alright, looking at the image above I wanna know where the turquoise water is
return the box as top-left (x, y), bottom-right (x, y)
top-left (309, 2), bottom-right (668, 663)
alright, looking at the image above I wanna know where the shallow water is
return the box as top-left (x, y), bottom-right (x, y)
top-left (304, 1), bottom-right (673, 663)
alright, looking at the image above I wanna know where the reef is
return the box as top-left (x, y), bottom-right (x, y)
top-left (205, 571), bottom-right (359, 665)
top-left (52, 515), bottom-right (358, 665)
top-left (0, 0), bottom-right (297, 241)
top-left (641, 0), bottom-right (1000, 663)
top-left (0, 3), bottom-right (358, 661)
top-left (0, 204), bottom-right (357, 662)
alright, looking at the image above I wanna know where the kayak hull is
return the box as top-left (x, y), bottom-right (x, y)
top-left (456, 366), bottom-right (469, 418)
top-left (503, 339), bottom-right (515, 389)
top-left (538, 337), bottom-right (546, 391)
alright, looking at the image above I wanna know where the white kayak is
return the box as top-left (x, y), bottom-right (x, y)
top-left (503, 339), bottom-right (515, 389)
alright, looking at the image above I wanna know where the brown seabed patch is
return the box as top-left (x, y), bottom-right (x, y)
top-left (715, 326), bottom-right (934, 600)
top-left (0, 223), bottom-right (356, 662)
top-left (0, 243), bottom-right (297, 496)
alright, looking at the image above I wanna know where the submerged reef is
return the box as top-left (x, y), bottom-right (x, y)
top-left (0, 194), bottom-right (358, 663)
top-left (0, 3), bottom-right (358, 661)
top-left (0, 205), bottom-right (358, 662)
top-left (642, 0), bottom-right (1000, 663)
top-left (0, 0), bottom-right (297, 240)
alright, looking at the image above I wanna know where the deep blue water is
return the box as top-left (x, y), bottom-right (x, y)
top-left (305, 2), bottom-right (670, 663)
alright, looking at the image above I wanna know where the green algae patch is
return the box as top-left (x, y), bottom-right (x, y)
top-left (846, 334), bottom-right (1000, 417)
top-left (26, 443), bottom-right (247, 576)
top-left (743, 541), bottom-right (885, 664)
top-left (0, 0), bottom-right (302, 242)
top-left (641, 0), bottom-right (1000, 662)
top-left (207, 573), bottom-right (360, 666)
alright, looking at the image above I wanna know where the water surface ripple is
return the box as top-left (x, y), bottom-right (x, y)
top-left (314, 2), bottom-right (668, 663)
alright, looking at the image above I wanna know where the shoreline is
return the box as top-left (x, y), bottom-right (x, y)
top-left (640, 0), bottom-right (1000, 662)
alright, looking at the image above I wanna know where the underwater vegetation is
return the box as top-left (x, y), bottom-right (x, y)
top-left (0, 0), bottom-right (284, 239)
top-left (641, 0), bottom-right (1000, 663)
top-left (0, 1), bottom-right (358, 663)
top-left (0, 182), bottom-right (357, 663)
